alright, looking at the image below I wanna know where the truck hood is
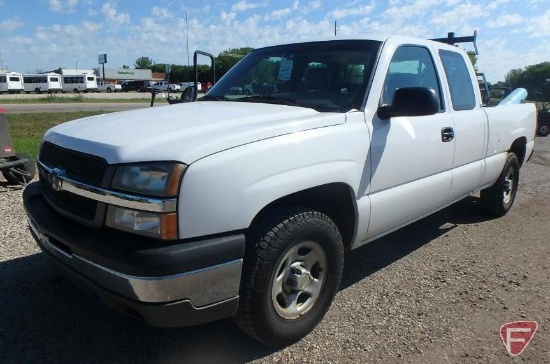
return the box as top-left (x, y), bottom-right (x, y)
top-left (43, 101), bottom-right (346, 164)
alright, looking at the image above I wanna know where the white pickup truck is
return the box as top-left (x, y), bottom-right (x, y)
top-left (96, 81), bottom-right (121, 93)
top-left (23, 35), bottom-right (536, 346)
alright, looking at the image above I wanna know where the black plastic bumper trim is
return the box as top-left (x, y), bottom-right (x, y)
top-left (23, 181), bottom-right (246, 277)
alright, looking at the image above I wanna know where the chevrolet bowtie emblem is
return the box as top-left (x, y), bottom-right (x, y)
top-left (51, 168), bottom-right (65, 191)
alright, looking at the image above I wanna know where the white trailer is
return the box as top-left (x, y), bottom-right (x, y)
top-left (62, 74), bottom-right (98, 93)
top-left (23, 73), bottom-right (63, 94)
top-left (0, 72), bottom-right (24, 94)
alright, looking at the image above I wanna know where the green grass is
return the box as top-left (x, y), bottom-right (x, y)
top-left (3, 95), bottom-right (149, 103)
top-left (6, 111), bottom-right (112, 159)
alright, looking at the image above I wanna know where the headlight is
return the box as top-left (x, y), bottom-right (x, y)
top-left (106, 206), bottom-right (178, 240)
top-left (111, 163), bottom-right (186, 197)
top-left (108, 162), bottom-right (185, 240)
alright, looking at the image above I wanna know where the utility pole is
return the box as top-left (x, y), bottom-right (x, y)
top-left (186, 12), bottom-right (190, 67)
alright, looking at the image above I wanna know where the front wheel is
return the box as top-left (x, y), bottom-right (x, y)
top-left (480, 153), bottom-right (519, 216)
top-left (235, 208), bottom-right (344, 346)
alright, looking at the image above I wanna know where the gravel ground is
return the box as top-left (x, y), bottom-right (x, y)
top-left (1, 137), bottom-right (549, 363)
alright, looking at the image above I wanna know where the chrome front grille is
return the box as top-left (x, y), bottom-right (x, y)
top-left (40, 141), bottom-right (107, 185)
top-left (38, 142), bottom-right (108, 222)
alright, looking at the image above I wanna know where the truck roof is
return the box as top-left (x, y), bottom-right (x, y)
top-left (259, 34), bottom-right (473, 54)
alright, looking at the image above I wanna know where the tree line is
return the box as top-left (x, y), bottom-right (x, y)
top-left (133, 47), bottom-right (253, 84)
top-left (502, 62), bottom-right (550, 101)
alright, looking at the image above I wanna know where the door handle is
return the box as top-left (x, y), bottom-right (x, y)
top-left (441, 127), bottom-right (454, 142)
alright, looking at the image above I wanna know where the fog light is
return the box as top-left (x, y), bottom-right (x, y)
top-left (106, 206), bottom-right (177, 240)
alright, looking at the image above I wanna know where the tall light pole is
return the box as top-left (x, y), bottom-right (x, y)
top-left (186, 11), bottom-right (190, 67)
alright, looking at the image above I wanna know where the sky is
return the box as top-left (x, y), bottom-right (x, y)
top-left (0, 0), bottom-right (548, 83)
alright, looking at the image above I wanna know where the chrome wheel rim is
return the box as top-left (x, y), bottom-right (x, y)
top-left (271, 240), bottom-right (327, 319)
top-left (503, 168), bottom-right (515, 204)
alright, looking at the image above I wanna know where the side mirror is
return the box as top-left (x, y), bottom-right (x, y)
top-left (377, 87), bottom-right (439, 119)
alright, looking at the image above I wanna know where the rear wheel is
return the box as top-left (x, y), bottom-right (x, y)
top-left (480, 153), bottom-right (519, 216)
top-left (235, 207), bottom-right (344, 346)
top-left (73, 88), bottom-right (79, 93)
top-left (2, 153), bottom-right (37, 185)
top-left (538, 124), bottom-right (549, 137)
top-left (35, 88), bottom-right (41, 94)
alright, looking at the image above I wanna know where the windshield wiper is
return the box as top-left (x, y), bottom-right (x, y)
top-left (199, 94), bottom-right (228, 101)
top-left (236, 95), bottom-right (300, 107)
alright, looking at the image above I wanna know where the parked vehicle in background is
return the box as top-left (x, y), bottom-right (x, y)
top-left (23, 73), bottom-right (62, 94)
top-left (179, 82), bottom-right (202, 92)
top-left (61, 74), bottom-right (98, 93)
top-left (536, 96), bottom-right (550, 136)
top-left (0, 72), bottom-right (24, 94)
top-left (97, 81), bottom-right (120, 93)
top-left (0, 108), bottom-right (36, 184)
top-left (120, 80), bottom-right (151, 92)
top-left (149, 81), bottom-right (180, 92)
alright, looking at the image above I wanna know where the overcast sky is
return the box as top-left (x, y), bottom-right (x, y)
top-left (0, 0), bottom-right (548, 82)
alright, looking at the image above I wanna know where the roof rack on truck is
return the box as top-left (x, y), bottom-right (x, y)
top-left (431, 31), bottom-right (479, 55)
top-left (432, 31), bottom-right (491, 105)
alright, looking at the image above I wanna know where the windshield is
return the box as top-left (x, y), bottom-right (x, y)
top-left (205, 40), bottom-right (381, 112)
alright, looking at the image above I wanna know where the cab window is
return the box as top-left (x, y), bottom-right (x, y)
top-left (382, 46), bottom-right (443, 110)
top-left (439, 50), bottom-right (476, 110)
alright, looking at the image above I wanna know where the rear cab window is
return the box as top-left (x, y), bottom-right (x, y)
top-left (439, 50), bottom-right (476, 110)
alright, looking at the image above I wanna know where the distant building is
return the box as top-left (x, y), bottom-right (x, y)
top-left (54, 68), bottom-right (95, 75)
top-left (95, 67), bottom-right (155, 82)
top-left (151, 72), bottom-right (166, 81)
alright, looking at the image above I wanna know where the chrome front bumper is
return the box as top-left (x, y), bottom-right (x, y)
top-left (29, 217), bottom-right (242, 306)
top-left (23, 182), bottom-right (245, 327)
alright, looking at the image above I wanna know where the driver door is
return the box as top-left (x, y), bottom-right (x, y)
top-left (365, 45), bottom-right (455, 240)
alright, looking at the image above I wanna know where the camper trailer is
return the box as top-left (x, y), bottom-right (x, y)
top-left (23, 73), bottom-right (63, 94)
top-left (62, 74), bottom-right (98, 93)
top-left (0, 72), bottom-right (24, 94)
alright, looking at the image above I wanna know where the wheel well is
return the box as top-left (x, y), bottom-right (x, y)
top-left (248, 183), bottom-right (357, 250)
top-left (509, 137), bottom-right (527, 167)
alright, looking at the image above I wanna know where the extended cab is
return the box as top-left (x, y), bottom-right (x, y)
top-left (23, 35), bottom-right (536, 346)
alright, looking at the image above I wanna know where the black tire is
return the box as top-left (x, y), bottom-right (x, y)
top-left (2, 152), bottom-right (37, 185)
top-left (107, 88), bottom-right (112, 93)
top-left (35, 88), bottom-right (41, 94)
top-left (235, 207), bottom-right (344, 346)
top-left (538, 124), bottom-right (550, 137)
top-left (480, 153), bottom-right (519, 217)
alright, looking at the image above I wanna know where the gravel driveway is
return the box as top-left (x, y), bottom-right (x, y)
top-left (1, 137), bottom-right (549, 363)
